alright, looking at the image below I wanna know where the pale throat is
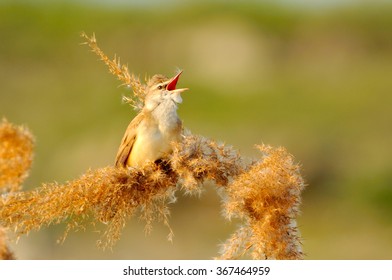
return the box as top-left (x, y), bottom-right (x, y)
top-left (151, 98), bottom-right (180, 131)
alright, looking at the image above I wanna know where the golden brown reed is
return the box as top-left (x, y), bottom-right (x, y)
top-left (0, 134), bottom-right (243, 249)
top-left (218, 145), bottom-right (305, 259)
top-left (0, 34), bottom-right (306, 259)
top-left (0, 119), bottom-right (34, 193)
top-left (0, 132), bottom-right (304, 259)
top-left (0, 119), bottom-right (33, 260)
top-left (0, 164), bottom-right (177, 249)
top-left (171, 134), bottom-right (245, 193)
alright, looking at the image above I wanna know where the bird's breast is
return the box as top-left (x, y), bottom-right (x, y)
top-left (127, 113), bottom-right (181, 167)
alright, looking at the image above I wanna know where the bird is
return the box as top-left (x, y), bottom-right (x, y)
top-left (115, 70), bottom-right (188, 168)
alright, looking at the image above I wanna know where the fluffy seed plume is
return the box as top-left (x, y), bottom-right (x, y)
top-left (218, 145), bottom-right (305, 259)
top-left (171, 134), bottom-right (245, 194)
top-left (0, 164), bottom-right (178, 248)
top-left (0, 118), bottom-right (34, 193)
top-left (0, 118), bottom-right (33, 259)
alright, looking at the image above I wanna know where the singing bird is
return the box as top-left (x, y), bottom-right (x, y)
top-left (115, 71), bottom-right (188, 168)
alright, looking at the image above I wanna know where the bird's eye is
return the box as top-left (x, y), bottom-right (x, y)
top-left (157, 85), bottom-right (164, 90)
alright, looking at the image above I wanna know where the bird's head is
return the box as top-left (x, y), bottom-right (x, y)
top-left (144, 71), bottom-right (188, 111)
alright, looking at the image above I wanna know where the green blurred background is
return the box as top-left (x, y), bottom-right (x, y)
top-left (1, 0), bottom-right (392, 259)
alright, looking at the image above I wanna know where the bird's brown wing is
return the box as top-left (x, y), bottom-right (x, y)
top-left (115, 113), bottom-right (144, 168)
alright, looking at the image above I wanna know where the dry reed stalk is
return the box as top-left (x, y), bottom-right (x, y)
top-left (0, 134), bottom-right (244, 249)
top-left (0, 34), bottom-right (306, 259)
top-left (0, 132), bottom-right (304, 259)
top-left (0, 164), bottom-right (177, 249)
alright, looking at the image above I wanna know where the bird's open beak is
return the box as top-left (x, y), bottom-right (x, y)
top-left (166, 70), bottom-right (188, 93)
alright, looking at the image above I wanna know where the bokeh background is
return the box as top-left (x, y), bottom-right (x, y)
top-left (1, 0), bottom-right (391, 259)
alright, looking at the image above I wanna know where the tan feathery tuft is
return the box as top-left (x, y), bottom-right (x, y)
top-left (0, 118), bottom-right (33, 259)
top-left (218, 144), bottom-right (305, 259)
top-left (0, 118), bottom-right (34, 193)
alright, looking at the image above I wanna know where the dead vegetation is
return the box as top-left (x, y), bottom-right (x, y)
top-left (0, 34), bottom-right (305, 259)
